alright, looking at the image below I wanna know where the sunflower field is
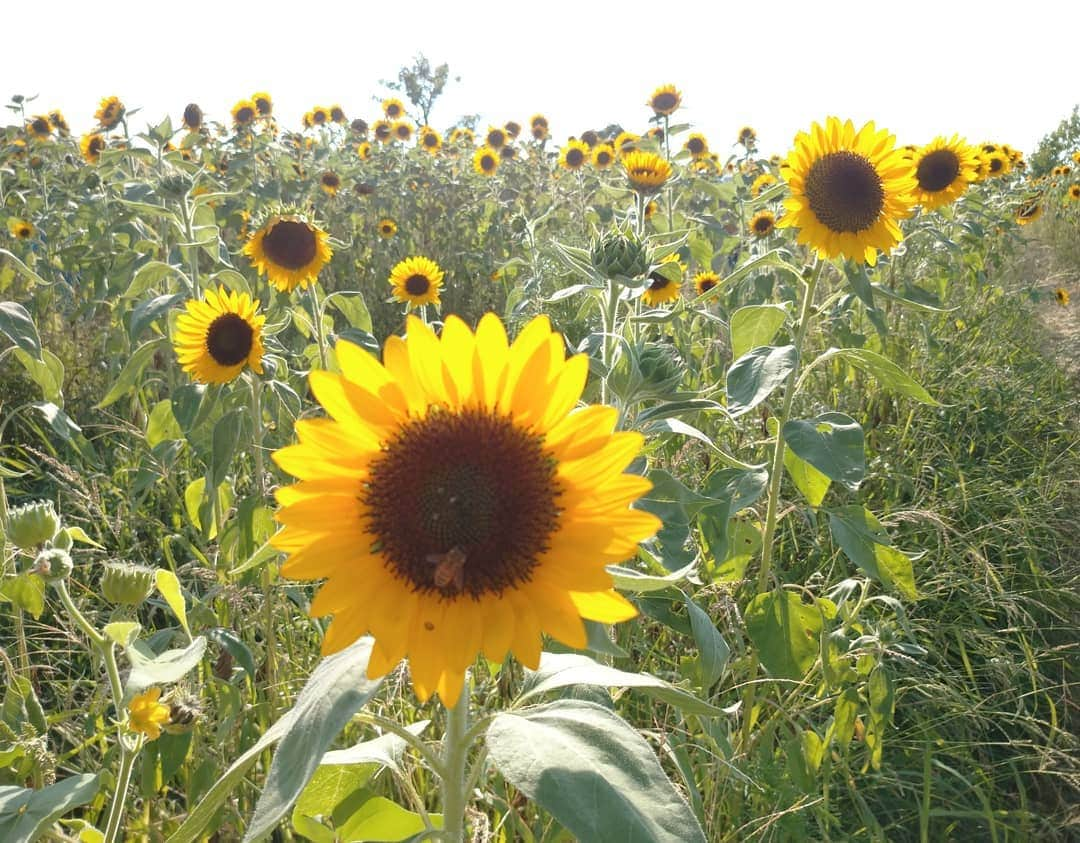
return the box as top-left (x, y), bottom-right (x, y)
top-left (0, 80), bottom-right (1078, 843)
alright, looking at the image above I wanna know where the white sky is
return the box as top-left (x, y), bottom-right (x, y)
top-left (7, 1), bottom-right (1080, 157)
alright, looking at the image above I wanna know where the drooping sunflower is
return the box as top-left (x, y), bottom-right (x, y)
top-left (329, 104), bottom-right (347, 124)
top-left (388, 256), bottom-right (444, 307)
top-left (48, 110), bottom-right (69, 135)
top-left (530, 115), bottom-right (549, 141)
top-left (271, 313), bottom-right (658, 705)
top-left (173, 286), bottom-right (265, 384)
top-left (777, 117), bottom-right (916, 265)
top-left (419, 126), bottom-right (442, 154)
top-left (473, 146), bottom-right (500, 176)
top-left (623, 150), bottom-right (673, 194)
top-left (382, 98), bottom-right (405, 119)
top-left (504, 120), bottom-right (522, 140)
top-left (127, 688), bottom-right (171, 741)
top-left (378, 218), bottom-right (398, 238)
top-left (592, 143), bottom-right (616, 169)
top-left (95, 96), bottom-right (125, 130)
top-left (694, 271), bottom-right (720, 296)
top-left (485, 127), bottom-right (507, 149)
top-left (182, 103), bottom-right (203, 131)
top-left (251, 92), bottom-right (273, 117)
top-left (500, 145), bottom-right (517, 161)
top-left (684, 133), bottom-right (709, 159)
top-left (1015, 198), bottom-right (1042, 225)
top-left (910, 135), bottom-right (980, 210)
top-left (737, 126), bottom-right (757, 147)
top-left (351, 118), bottom-right (369, 136)
top-left (1055, 287), bottom-right (1070, 306)
top-left (1068, 184), bottom-right (1080, 201)
top-left (7, 219), bottom-right (34, 240)
top-left (320, 171), bottom-right (342, 195)
top-left (26, 115), bottom-right (52, 140)
top-left (751, 173), bottom-right (778, 197)
top-left (243, 214), bottom-right (333, 293)
top-left (356, 141), bottom-right (372, 160)
top-left (373, 120), bottom-right (394, 143)
top-left (231, 99), bottom-right (257, 128)
top-left (559, 139), bottom-right (590, 171)
top-left (80, 132), bottom-right (106, 163)
top-left (394, 121), bottom-right (414, 142)
top-left (749, 210), bottom-right (776, 238)
top-left (647, 84), bottom-right (682, 116)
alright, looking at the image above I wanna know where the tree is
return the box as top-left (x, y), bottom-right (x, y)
top-left (380, 54), bottom-right (456, 127)
top-left (1029, 105), bottom-right (1080, 178)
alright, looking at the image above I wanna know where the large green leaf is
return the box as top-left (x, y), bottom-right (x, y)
top-left (726, 345), bottom-right (798, 416)
top-left (744, 590), bottom-right (823, 680)
top-left (336, 793), bottom-right (441, 842)
top-left (783, 412), bottom-right (865, 491)
top-left (816, 347), bottom-right (937, 405)
top-left (828, 506), bottom-right (918, 599)
top-left (730, 305), bottom-right (788, 361)
top-left (684, 596), bottom-right (730, 689)
top-left (0, 774), bottom-right (100, 843)
top-left (782, 445), bottom-right (831, 507)
top-left (487, 700), bottom-right (706, 843)
top-left (125, 637), bottom-right (206, 697)
top-left (95, 338), bottom-right (166, 409)
top-left (0, 301), bottom-right (42, 360)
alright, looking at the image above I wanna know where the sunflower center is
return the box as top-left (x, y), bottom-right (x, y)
top-left (916, 149), bottom-right (960, 192)
top-left (365, 408), bottom-right (561, 597)
top-left (687, 138), bottom-right (705, 155)
top-left (236, 107), bottom-right (254, 124)
top-left (90, 137), bottom-right (105, 154)
top-left (598, 151), bottom-right (611, 165)
top-left (205, 313), bottom-right (254, 366)
top-left (404, 274), bottom-right (431, 296)
top-left (648, 275), bottom-right (672, 290)
top-left (566, 148), bottom-right (584, 167)
top-left (699, 279), bottom-right (716, 292)
top-left (989, 157), bottom-right (1003, 173)
top-left (482, 155), bottom-right (495, 170)
top-left (261, 220), bottom-right (317, 270)
top-left (754, 216), bottom-right (773, 234)
top-left (804, 151), bottom-right (884, 234)
top-left (652, 92), bottom-right (678, 112)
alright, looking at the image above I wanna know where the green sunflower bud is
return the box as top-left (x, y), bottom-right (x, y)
top-left (510, 214), bottom-right (529, 235)
top-left (5, 501), bottom-right (61, 549)
top-left (590, 229), bottom-right (649, 280)
top-left (101, 562), bottom-right (157, 607)
top-left (32, 547), bottom-right (73, 581)
top-left (159, 173), bottom-right (193, 199)
top-left (638, 342), bottom-right (685, 395)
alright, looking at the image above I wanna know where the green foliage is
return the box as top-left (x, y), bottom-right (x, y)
top-left (1030, 104), bottom-right (1080, 176)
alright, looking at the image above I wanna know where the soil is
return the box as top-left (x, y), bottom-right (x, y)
top-left (1012, 237), bottom-right (1080, 379)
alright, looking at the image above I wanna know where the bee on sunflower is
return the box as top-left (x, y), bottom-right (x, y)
top-left (388, 256), bottom-right (444, 308)
top-left (173, 286), bottom-right (265, 384)
top-left (243, 212), bottom-right (333, 293)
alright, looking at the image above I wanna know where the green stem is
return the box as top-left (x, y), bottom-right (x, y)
top-left (308, 283), bottom-right (329, 370)
top-left (248, 374), bottom-right (278, 716)
top-left (103, 742), bottom-right (137, 843)
top-left (440, 679), bottom-right (472, 843)
top-left (600, 278), bottom-right (621, 406)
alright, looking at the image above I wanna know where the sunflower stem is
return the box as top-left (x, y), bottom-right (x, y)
top-left (102, 741), bottom-right (137, 843)
top-left (248, 373), bottom-right (278, 717)
top-left (308, 282), bottom-right (329, 370)
top-left (600, 278), bottom-right (621, 407)
top-left (440, 678), bottom-right (472, 843)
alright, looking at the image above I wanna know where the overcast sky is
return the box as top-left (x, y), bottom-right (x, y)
top-left (7, 1), bottom-right (1079, 157)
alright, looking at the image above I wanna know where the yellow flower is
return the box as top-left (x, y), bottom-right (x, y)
top-left (684, 133), bottom-right (709, 159)
top-left (320, 171), bottom-right (341, 195)
top-left (910, 135), bottom-right (980, 210)
top-left (504, 121), bottom-right (522, 140)
top-left (559, 139), bottom-right (590, 171)
top-left (622, 150), bottom-right (673, 194)
top-left (419, 126), bottom-right (442, 154)
top-left (329, 104), bottom-right (347, 124)
top-left (777, 117), bottom-right (916, 266)
top-left (644, 200), bottom-right (659, 219)
top-left (647, 84), bottom-right (682, 116)
top-left (182, 103), bottom-right (203, 131)
top-left (271, 313), bottom-right (658, 706)
top-left (357, 141), bottom-right (372, 160)
top-left (980, 150), bottom-right (1011, 179)
top-left (749, 210), bottom-right (776, 238)
top-left (252, 92), bottom-right (273, 116)
top-left (231, 99), bottom-right (257, 128)
top-left (243, 214), bottom-right (333, 293)
top-left (450, 127), bottom-right (475, 145)
top-left (474, 146), bottom-right (500, 176)
top-left (614, 131), bottom-right (639, 156)
top-left (1068, 184), bottom-right (1080, 201)
top-left (95, 96), bottom-right (125, 130)
top-left (378, 218), bottom-right (398, 238)
top-left (750, 173), bottom-right (778, 197)
top-left (737, 126), bottom-right (757, 147)
top-left (374, 120), bottom-right (394, 143)
top-left (530, 115), bottom-right (549, 141)
top-left (128, 688), bottom-right (171, 741)
top-left (7, 219), bottom-right (34, 240)
top-left (383, 98), bottom-right (405, 119)
top-left (174, 286), bottom-right (265, 384)
top-left (48, 110), bottom-right (69, 135)
top-left (388, 256), bottom-right (444, 307)
top-left (592, 143), bottom-right (616, 169)
top-left (485, 126), bottom-right (507, 149)
top-left (643, 256), bottom-right (683, 306)
top-left (694, 271), bottom-right (720, 296)
top-left (1015, 198), bottom-right (1042, 225)
top-left (1054, 287), bottom-right (1070, 307)
top-left (26, 115), bottom-right (52, 140)
top-left (393, 121), bottom-right (414, 142)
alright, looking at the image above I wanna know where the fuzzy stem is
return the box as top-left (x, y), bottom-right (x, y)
top-left (439, 679), bottom-right (472, 842)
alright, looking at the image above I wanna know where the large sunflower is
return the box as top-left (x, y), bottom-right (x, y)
top-left (173, 286), bottom-right (265, 384)
top-left (559, 139), bottom-right (590, 171)
top-left (910, 135), bottom-right (979, 210)
top-left (95, 96), bottom-right (125, 130)
top-left (389, 256), bottom-right (444, 307)
top-left (80, 133), bottom-right (106, 163)
top-left (647, 84), bottom-right (682, 116)
top-left (474, 146), bottom-right (500, 176)
top-left (777, 117), bottom-right (916, 265)
top-left (243, 214), bottom-right (333, 293)
top-left (623, 150), bottom-right (673, 194)
top-left (271, 313), bottom-right (657, 705)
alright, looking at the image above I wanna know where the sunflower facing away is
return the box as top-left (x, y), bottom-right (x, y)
top-left (127, 688), bottom-right (171, 741)
top-left (80, 133), bottom-right (106, 163)
top-left (647, 84), bottom-right (682, 116)
top-left (778, 117), bottom-right (916, 265)
top-left (182, 103), bottom-right (203, 131)
top-left (271, 313), bottom-right (658, 705)
top-left (623, 150), bottom-right (673, 194)
top-left (243, 214), bottom-right (333, 293)
top-left (474, 146), bottom-right (500, 176)
top-left (910, 135), bottom-right (980, 210)
top-left (95, 96), bottom-right (125, 130)
top-left (389, 256), bottom-right (444, 307)
top-left (750, 210), bottom-right (777, 238)
top-left (174, 286), bottom-right (265, 384)
top-left (559, 139), bottom-right (590, 171)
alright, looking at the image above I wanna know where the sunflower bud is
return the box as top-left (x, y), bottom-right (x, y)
top-left (590, 229), bottom-right (649, 281)
top-left (5, 501), bottom-right (61, 549)
top-left (32, 547), bottom-right (73, 582)
top-left (101, 562), bottom-right (156, 607)
top-left (638, 342), bottom-right (685, 395)
top-left (510, 214), bottom-right (528, 235)
top-left (159, 173), bottom-right (193, 199)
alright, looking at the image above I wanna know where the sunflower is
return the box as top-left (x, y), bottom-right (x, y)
top-left (504, 120), bottom-right (522, 139)
top-left (26, 115), bottom-right (52, 140)
top-left (592, 143), bottom-right (616, 169)
top-left (1062, 165), bottom-right (1073, 177)
top-left (48, 110), bottom-right (69, 135)
top-left (388, 256), bottom-right (444, 307)
top-left (79, 133), bottom-right (106, 163)
top-left (382, 98), bottom-right (405, 119)
top-left (127, 688), bottom-right (171, 741)
top-left (614, 131), bottom-right (639, 156)
top-left (393, 121), bottom-right (414, 142)
top-left (500, 145), bottom-right (517, 161)
top-left (737, 126), bottom-right (757, 147)
top-left (449, 127), bottom-right (475, 145)
top-left (1068, 184), bottom-right (1080, 200)
top-left (1055, 287), bottom-right (1070, 306)
top-left (684, 133), bottom-right (709, 159)
top-left (578, 130), bottom-right (598, 148)
top-left (982, 151), bottom-right (1011, 178)
top-left (231, 99), bottom-right (257, 128)
top-left (646, 126), bottom-right (665, 144)
top-left (182, 103), bottom-right (203, 131)
top-left (485, 127), bottom-right (507, 149)
top-left (419, 126), bottom-right (442, 153)
top-left (1015, 198), bottom-right (1042, 225)
top-left (643, 257), bottom-right (683, 306)
top-left (374, 120), bottom-right (394, 143)
top-left (694, 271), bottom-right (720, 296)
top-left (271, 312), bottom-right (657, 705)
top-left (623, 150), bottom-right (673, 194)
top-left (559, 139), bottom-right (590, 171)
top-left (910, 135), bottom-right (980, 210)
top-left (329, 104), bottom-right (347, 124)
top-left (644, 199), bottom-right (659, 219)
top-left (777, 117), bottom-right (916, 265)
top-left (474, 146), bottom-right (500, 176)
top-left (95, 96), bottom-right (125, 130)
top-left (357, 141), bottom-right (372, 160)
top-left (647, 84), bottom-right (682, 116)
top-left (530, 115), bottom-right (549, 141)
top-left (378, 218), bottom-right (397, 238)
top-left (173, 286), bottom-right (265, 384)
top-left (751, 173), bottom-right (778, 197)
top-left (243, 214), bottom-right (333, 293)
top-left (749, 210), bottom-right (776, 238)
top-left (7, 219), bottom-right (34, 240)
top-left (312, 106), bottom-right (331, 126)
top-left (351, 118), bottom-right (369, 136)
top-left (320, 171), bottom-right (342, 195)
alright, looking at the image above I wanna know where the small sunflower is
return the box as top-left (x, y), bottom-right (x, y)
top-left (504, 120), bottom-right (522, 139)
top-left (79, 132), bottom-right (106, 163)
top-left (623, 150), bottom-right (673, 194)
top-left (174, 286), bottom-right (265, 384)
top-left (749, 210), bottom-right (776, 238)
top-left (777, 117), bottom-right (916, 265)
top-left (419, 126), bottom-right (442, 153)
top-left (243, 214), bottom-right (333, 293)
top-left (910, 136), bottom-right (980, 210)
top-left (530, 115), bottom-right (549, 141)
top-left (683, 133), bottom-right (709, 160)
top-left (614, 131), bottom-right (639, 156)
top-left (1055, 287), bottom-right (1070, 307)
top-left (271, 313), bottom-right (658, 705)
top-left (26, 115), bottom-right (52, 140)
top-left (320, 171), bottom-right (342, 195)
top-left (389, 256), bottom-right (444, 307)
top-left (95, 96), bottom-right (125, 130)
top-left (378, 218), bottom-right (398, 238)
top-left (486, 127), bottom-right (507, 149)
top-left (1068, 184), bottom-right (1080, 201)
top-left (311, 106), bottom-right (330, 126)
top-left (48, 110), bottom-right (69, 135)
top-left (751, 173), bottom-right (778, 197)
top-left (393, 121), bottom-right (414, 142)
top-left (694, 271), bottom-right (720, 296)
top-left (592, 143), bottom-right (616, 169)
top-left (351, 118), bottom-right (369, 136)
top-left (1015, 198), bottom-right (1042, 225)
top-left (982, 151), bottom-right (1011, 178)
top-left (474, 146), bottom-right (500, 176)
top-left (500, 145), bottom-right (517, 161)
top-left (374, 120), bottom-right (394, 143)
top-left (357, 141), bottom-right (373, 160)
top-left (737, 126), bottom-right (757, 147)
top-left (231, 99), bottom-right (257, 128)
top-left (559, 139), bottom-right (590, 171)
top-left (329, 104), bottom-right (347, 124)
top-left (7, 219), bottom-right (34, 240)
top-left (644, 199), bottom-right (659, 219)
top-left (127, 688), bottom-right (171, 741)
top-left (383, 98), bottom-right (405, 119)
top-left (647, 84), bottom-right (682, 116)
top-left (182, 103), bottom-right (203, 131)
top-left (643, 258), bottom-right (683, 306)
top-left (450, 127), bottom-right (475, 145)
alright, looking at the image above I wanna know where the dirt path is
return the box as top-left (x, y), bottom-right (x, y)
top-left (1012, 236), bottom-right (1080, 379)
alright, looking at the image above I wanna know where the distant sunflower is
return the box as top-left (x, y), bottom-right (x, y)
top-left (614, 131), bottom-right (639, 156)
top-left (26, 115), bottom-right (52, 139)
top-left (351, 118), bottom-right (369, 136)
top-left (80, 133), bottom-right (106, 164)
top-left (173, 286), bottom-right (265, 384)
top-left (329, 104), bottom-right (347, 124)
top-left (982, 151), bottom-right (1011, 178)
top-left (95, 96), bottom-right (125, 130)
top-left (474, 146), bottom-right (500, 176)
top-left (647, 126), bottom-right (665, 144)
top-left (684, 133), bottom-right (709, 159)
top-left (1068, 184), bottom-right (1080, 201)
top-left (389, 256), bottom-right (444, 307)
top-left (393, 121), bottom-right (414, 142)
top-left (486, 127), bottom-right (507, 149)
top-left (647, 84), bottom-right (682, 116)
top-left (270, 313), bottom-right (657, 705)
top-left (580, 130), bottom-right (600, 148)
top-left (311, 106), bottom-right (330, 126)
top-left (356, 141), bottom-right (372, 160)
top-left (694, 271), bottom-right (720, 296)
top-left (592, 143), bottom-right (616, 169)
top-left (737, 126), bottom-right (757, 147)
top-left (450, 127), bottom-right (475, 145)
top-left (182, 103), bottom-right (204, 131)
top-left (383, 98), bottom-right (405, 119)
top-left (749, 210), bottom-right (776, 237)
top-left (559, 139), bottom-right (590, 171)
top-left (231, 99), bottom-right (257, 128)
top-left (1015, 198), bottom-right (1042, 225)
top-left (374, 120), bottom-right (394, 143)
top-left (623, 150), bottom-right (673, 194)
top-left (7, 219), bottom-right (34, 240)
top-left (777, 117), bottom-right (916, 265)
top-left (530, 114), bottom-right (549, 141)
top-left (910, 135), bottom-right (980, 210)
top-left (750, 173), bottom-right (778, 197)
top-left (504, 120), bottom-right (522, 139)
top-left (419, 126), bottom-right (442, 153)
top-left (320, 171), bottom-right (341, 195)
top-left (243, 214), bottom-right (333, 293)
top-left (378, 218), bottom-right (398, 238)
top-left (252, 92), bottom-right (273, 116)
top-left (1055, 287), bottom-right (1070, 306)
top-left (500, 145), bottom-right (517, 161)
top-left (48, 110), bottom-right (69, 135)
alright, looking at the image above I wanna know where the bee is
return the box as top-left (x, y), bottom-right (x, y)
top-left (426, 547), bottom-right (468, 593)
top-left (163, 689), bottom-right (203, 735)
